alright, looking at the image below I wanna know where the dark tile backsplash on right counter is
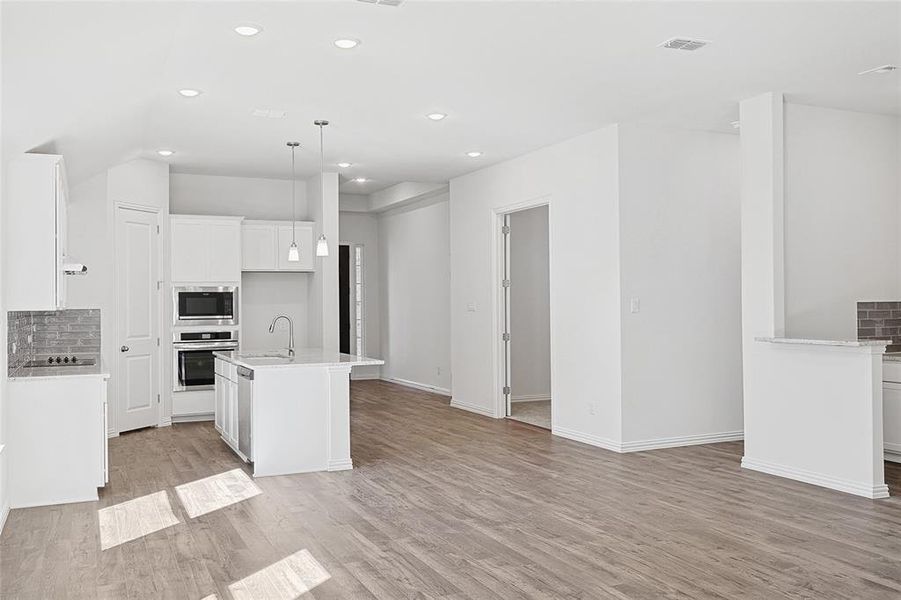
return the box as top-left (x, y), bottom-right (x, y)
top-left (857, 301), bottom-right (901, 351)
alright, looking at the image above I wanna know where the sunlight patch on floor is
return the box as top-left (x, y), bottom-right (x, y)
top-left (98, 490), bottom-right (181, 550)
top-left (228, 549), bottom-right (330, 600)
top-left (175, 468), bottom-right (263, 519)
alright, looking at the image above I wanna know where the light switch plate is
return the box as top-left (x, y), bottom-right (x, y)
top-left (630, 297), bottom-right (640, 314)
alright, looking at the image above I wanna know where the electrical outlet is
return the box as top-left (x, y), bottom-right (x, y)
top-left (467, 302), bottom-right (477, 312)
top-left (436, 366), bottom-right (441, 376)
top-left (11, 342), bottom-right (16, 354)
top-left (630, 297), bottom-right (640, 314)
top-left (588, 403), bottom-right (596, 416)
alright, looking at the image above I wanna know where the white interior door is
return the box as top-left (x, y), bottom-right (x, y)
top-left (116, 206), bottom-right (160, 432)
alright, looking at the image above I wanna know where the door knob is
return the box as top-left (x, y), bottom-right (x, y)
top-left (120, 345), bottom-right (129, 352)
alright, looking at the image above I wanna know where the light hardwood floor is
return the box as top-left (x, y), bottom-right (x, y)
top-left (2, 380), bottom-right (901, 599)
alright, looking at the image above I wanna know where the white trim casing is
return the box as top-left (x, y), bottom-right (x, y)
top-left (741, 456), bottom-right (890, 500)
top-left (491, 196), bottom-right (554, 421)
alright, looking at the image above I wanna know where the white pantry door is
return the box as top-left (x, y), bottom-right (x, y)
top-left (116, 207), bottom-right (160, 432)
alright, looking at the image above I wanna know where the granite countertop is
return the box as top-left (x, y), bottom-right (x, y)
top-left (755, 337), bottom-right (892, 347)
top-left (9, 358), bottom-right (110, 380)
top-left (214, 349), bottom-right (385, 370)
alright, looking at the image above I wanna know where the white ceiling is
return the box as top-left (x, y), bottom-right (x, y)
top-left (2, 1), bottom-right (899, 191)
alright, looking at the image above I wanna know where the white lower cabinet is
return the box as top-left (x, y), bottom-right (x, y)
top-left (884, 382), bottom-right (901, 462)
top-left (215, 359), bottom-right (240, 451)
top-left (8, 373), bottom-right (110, 508)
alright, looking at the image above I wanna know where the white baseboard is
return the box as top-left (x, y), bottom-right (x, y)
top-left (0, 444), bottom-right (8, 535)
top-left (381, 376), bottom-right (451, 397)
top-left (553, 427), bottom-right (743, 454)
top-left (620, 430), bottom-right (744, 453)
top-left (884, 447), bottom-right (901, 464)
top-left (511, 395), bottom-right (551, 403)
top-left (552, 426), bottom-right (622, 452)
top-left (741, 456), bottom-right (890, 500)
top-left (172, 413), bottom-right (214, 423)
top-left (0, 500), bottom-right (9, 536)
top-left (351, 373), bottom-right (381, 381)
top-left (449, 398), bottom-right (497, 418)
top-left (328, 459), bottom-right (354, 471)
top-left (11, 492), bottom-right (100, 510)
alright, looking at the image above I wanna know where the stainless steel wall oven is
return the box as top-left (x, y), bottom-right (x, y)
top-left (173, 330), bottom-right (239, 392)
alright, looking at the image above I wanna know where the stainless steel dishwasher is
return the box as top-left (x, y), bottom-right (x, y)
top-left (237, 366), bottom-right (254, 461)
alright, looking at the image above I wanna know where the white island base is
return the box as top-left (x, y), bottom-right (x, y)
top-left (213, 350), bottom-right (384, 478)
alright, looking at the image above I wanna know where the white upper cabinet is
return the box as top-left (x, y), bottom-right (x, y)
top-left (241, 222), bottom-right (279, 271)
top-left (170, 215), bottom-right (243, 283)
top-left (5, 154), bottom-right (70, 311)
top-left (208, 221), bottom-right (243, 282)
top-left (241, 220), bottom-right (314, 272)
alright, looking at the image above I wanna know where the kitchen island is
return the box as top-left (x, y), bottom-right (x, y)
top-left (213, 349), bottom-right (384, 477)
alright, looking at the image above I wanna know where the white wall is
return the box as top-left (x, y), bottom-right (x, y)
top-left (379, 195), bottom-right (452, 393)
top-left (618, 124), bottom-right (743, 446)
top-left (339, 211), bottom-right (381, 379)
top-left (68, 158), bottom-right (170, 434)
top-left (450, 126), bottom-right (623, 444)
top-left (783, 103), bottom-right (900, 339)
top-left (170, 173), bottom-right (308, 221)
top-left (509, 205), bottom-right (551, 400)
top-left (240, 273), bottom-right (309, 352)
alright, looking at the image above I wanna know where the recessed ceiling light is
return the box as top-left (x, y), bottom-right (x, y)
top-left (426, 112), bottom-right (447, 121)
top-left (858, 64), bottom-right (897, 75)
top-left (334, 38), bottom-right (361, 49)
top-left (234, 24), bottom-right (262, 37)
top-left (157, 149), bottom-right (175, 157)
top-left (337, 162), bottom-right (352, 168)
top-left (353, 177), bottom-right (368, 183)
top-left (466, 151), bottom-right (483, 158)
top-left (178, 89), bottom-right (202, 98)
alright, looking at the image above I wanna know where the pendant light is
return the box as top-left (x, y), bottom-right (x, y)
top-left (286, 141), bottom-right (301, 262)
top-left (314, 119), bottom-right (330, 257)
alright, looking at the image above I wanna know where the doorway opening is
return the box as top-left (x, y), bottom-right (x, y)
top-left (339, 243), bottom-right (365, 356)
top-left (500, 204), bottom-right (551, 430)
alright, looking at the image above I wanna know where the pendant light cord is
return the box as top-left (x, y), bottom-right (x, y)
top-left (319, 123), bottom-right (325, 212)
top-left (291, 144), bottom-right (296, 243)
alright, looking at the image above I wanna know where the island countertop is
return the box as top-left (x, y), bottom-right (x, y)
top-left (214, 349), bottom-right (385, 370)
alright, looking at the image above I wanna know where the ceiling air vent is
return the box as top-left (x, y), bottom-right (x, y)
top-left (659, 37), bottom-right (710, 51)
top-left (357, 0), bottom-right (404, 6)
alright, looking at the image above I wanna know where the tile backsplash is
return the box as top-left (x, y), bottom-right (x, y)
top-left (857, 301), bottom-right (901, 350)
top-left (7, 309), bottom-right (101, 376)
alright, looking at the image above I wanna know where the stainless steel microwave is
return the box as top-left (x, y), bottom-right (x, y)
top-left (173, 286), bottom-right (238, 327)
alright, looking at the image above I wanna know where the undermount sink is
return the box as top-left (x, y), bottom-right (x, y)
top-left (240, 354), bottom-right (294, 365)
